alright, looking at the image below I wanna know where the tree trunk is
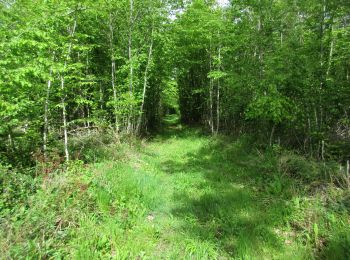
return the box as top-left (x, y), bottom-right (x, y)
top-left (136, 27), bottom-right (154, 134)
top-left (61, 75), bottom-right (69, 162)
top-left (269, 124), bottom-right (276, 147)
top-left (60, 19), bottom-right (77, 163)
top-left (87, 106), bottom-right (91, 134)
top-left (257, 13), bottom-right (264, 80)
top-left (280, 30), bottom-right (283, 47)
top-left (319, 0), bottom-right (326, 131)
top-left (209, 50), bottom-right (214, 134)
top-left (216, 78), bottom-right (220, 135)
top-left (109, 13), bottom-right (119, 132)
top-left (8, 130), bottom-right (15, 152)
top-left (43, 67), bottom-right (52, 161)
top-left (326, 24), bottom-right (334, 79)
top-left (215, 47), bottom-right (222, 135)
top-left (127, 0), bottom-right (134, 134)
top-left (111, 60), bottom-right (119, 131)
top-left (99, 82), bottom-right (104, 110)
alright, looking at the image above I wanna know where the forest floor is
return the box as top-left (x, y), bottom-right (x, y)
top-left (113, 125), bottom-right (304, 259)
top-left (2, 117), bottom-right (349, 259)
top-left (97, 123), bottom-right (311, 259)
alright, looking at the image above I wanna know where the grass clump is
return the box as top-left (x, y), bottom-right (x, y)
top-left (1, 159), bottom-right (163, 258)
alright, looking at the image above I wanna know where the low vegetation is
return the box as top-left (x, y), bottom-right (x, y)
top-left (1, 122), bottom-right (349, 259)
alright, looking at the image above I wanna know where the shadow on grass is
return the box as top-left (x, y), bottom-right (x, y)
top-left (161, 132), bottom-right (297, 257)
top-left (151, 114), bottom-right (208, 141)
top-left (153, 126), bottom-right (207, 142)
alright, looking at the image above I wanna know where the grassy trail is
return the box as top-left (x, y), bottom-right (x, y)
top-left (6, 122), bottom-right (347, 259)
top-left (88, 125), bottom-right (310, 259)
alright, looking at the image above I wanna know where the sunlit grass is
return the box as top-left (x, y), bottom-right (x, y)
top-left (1, 123), bottom-right (349, 259)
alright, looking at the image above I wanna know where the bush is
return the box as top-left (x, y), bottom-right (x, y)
top-left (0, 165), bottom-right (36, 217)
top-left (279, 154), bottom-right (321, 182)
top-left (1, 161), bottom-right (93, 258)
top-left (69, 129), bottom-right (122, 163)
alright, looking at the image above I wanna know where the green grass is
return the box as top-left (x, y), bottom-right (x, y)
top-left (1, 122), bottom-right (350, 259)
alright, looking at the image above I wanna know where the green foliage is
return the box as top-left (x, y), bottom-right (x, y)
top-left (0, 0), bottom-right (168, 167)
top-left (322, 230), bottom-right (350, 259)
top-left (1, 0), bottom-right (350, 259)
top-left (207, 70), bottom-right (227, 80)
top-left (246, 87), bottom-right (295, 124)
top-left (1, 0), bottom-right (350, 165)
top-left (162, 80), bottom-right (179, 114)
top-left (0, 165), bottom-right (36, 217)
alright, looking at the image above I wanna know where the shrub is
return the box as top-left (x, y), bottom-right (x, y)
top-left (279, 154), bottom-right (320, 182)
top-left (0, 165), bottom-right (36, 217)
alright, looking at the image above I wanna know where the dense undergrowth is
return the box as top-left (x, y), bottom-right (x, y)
top-left (1, 123), bottom-right (350, 259)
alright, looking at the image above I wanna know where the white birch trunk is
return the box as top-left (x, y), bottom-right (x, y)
top-left (216, 77), bottom-right (220, 135)
top-left (61, 19), bottom-right (77, 162)
top-left (136, 28), bottom-right (154, 134)
top-left (209, 42), bottom-right (214, 134)
top-left (43, 68), bottom-right (52, 161)
top-left (326, 24), bottom-right (334, 79)
top-left (127, 0), bottom-right (134, 134)
top-left (109, 13), bottom-right (119, 131)
top-left (61, 75), bottom-right (69, 162)
top-left (215, 47), bottom-right (222, 135)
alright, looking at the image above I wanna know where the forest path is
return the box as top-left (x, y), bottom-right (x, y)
top-left (120, 123), bottom-right (307, 259)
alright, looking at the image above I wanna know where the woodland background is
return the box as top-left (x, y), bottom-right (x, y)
top-left (1, 0), bottom-right (350, 258)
